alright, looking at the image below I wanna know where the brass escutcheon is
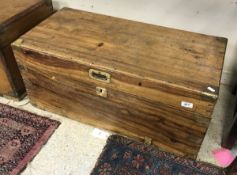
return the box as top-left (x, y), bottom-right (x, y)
top-left (96, 87), bottom-right (108, 98)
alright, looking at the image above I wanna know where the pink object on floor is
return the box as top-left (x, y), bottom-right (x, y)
top-left (212, 148), bottom-right (235, 168)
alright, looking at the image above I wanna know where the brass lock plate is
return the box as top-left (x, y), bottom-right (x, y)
top-left (96, 87), bottom-right (107, 98)
top-left (144, 137), bottom-right (152, 146)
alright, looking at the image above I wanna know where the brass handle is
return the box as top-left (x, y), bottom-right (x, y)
top-left (89, 69), bottom-right (111, 83)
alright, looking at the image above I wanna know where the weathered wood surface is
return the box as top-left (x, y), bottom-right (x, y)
top-left (0, 0), bottom-right (45, 24)
top-left (0, 0), bottom-right (53, 99)
top-left (0, 51), bottom-right (12, 94)
top-left (0, 0), bottom-right (53, 48)
top-left (0, 46), bottom-right (25, 98)
top-left (13, 8), bottom-right (227, 158)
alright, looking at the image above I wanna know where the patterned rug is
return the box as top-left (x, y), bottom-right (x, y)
top-left (0, 103), bottom-right (60, 175)
top-left (91, 135), bottom-right (225, 175)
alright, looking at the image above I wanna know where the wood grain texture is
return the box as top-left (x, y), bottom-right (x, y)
top-left (0, 50), bottom-right (12, 94)
top-left (13, 8), bottom-right (227, 158)
top-left (0, 0), bottom-right (42, 25)
top-left (0, 46), bottom-right (25, 98)
top-left (0, 0), bottom-right (53, 48)
top-left (0, 0), bottom-right (53, 99)
top-left (16, 8), bottom-right (227, 100)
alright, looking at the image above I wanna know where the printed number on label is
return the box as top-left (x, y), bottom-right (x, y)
top-left (92, 128), bottom-right (110, 140)
top-left (181, 101), bottom-right (193, 109)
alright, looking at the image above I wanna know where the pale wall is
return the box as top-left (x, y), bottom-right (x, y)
top-left (52, 0), bottom-right (237, 85)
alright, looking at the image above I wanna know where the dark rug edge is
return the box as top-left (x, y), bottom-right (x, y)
top-left (91, 134), bottom-right (226, 175)
top-left (0, 103), bottom-right (61, 175)
top-left (10, 124), bottom-right (60, 175)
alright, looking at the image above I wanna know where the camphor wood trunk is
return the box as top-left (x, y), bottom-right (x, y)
top-left (13, 8), bottom-right (227, 158)
top-left (0, 0), bottom-right (53, 99)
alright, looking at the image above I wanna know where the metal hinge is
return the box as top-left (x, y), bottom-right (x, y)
top-left (144, 137), bottom-right (152, 146)
top-left (13, 39), bottom-right (24, 47)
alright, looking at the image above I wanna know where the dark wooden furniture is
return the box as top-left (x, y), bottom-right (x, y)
top-left (13, 8), bottom-right (227, 158)
top-left (222, 115), bottom-right (237, 149)
top-left (0, 0), bottom-right (53, 99)
top-left (226, 158), bottom-right (237, 174)
top-left (222, 86), bottom-right (237, 149)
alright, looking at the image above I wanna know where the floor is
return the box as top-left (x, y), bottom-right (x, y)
top-left (0, 84), bottom-right (236, 175)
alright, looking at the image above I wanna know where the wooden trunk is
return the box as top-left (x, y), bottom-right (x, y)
top-left (13, 8), bottom-right (227, 158)
top-left (0, 0), bottom-right (53, 99)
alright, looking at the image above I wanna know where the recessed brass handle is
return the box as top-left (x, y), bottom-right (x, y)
top-left (89, 69), bottom-right (111, 83)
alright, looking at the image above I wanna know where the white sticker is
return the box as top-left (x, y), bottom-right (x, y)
top-left (181, 101), bottom-right (193, 109)
top-left (92, 128), bottom-right (110, 140)
top-left (207, 87), bottom-right (215, 92)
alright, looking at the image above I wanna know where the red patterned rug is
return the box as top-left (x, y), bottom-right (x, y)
top-left (91, 135), bottom-right (225, 175)
top-left (0, 103), bottom-right (60, 175)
